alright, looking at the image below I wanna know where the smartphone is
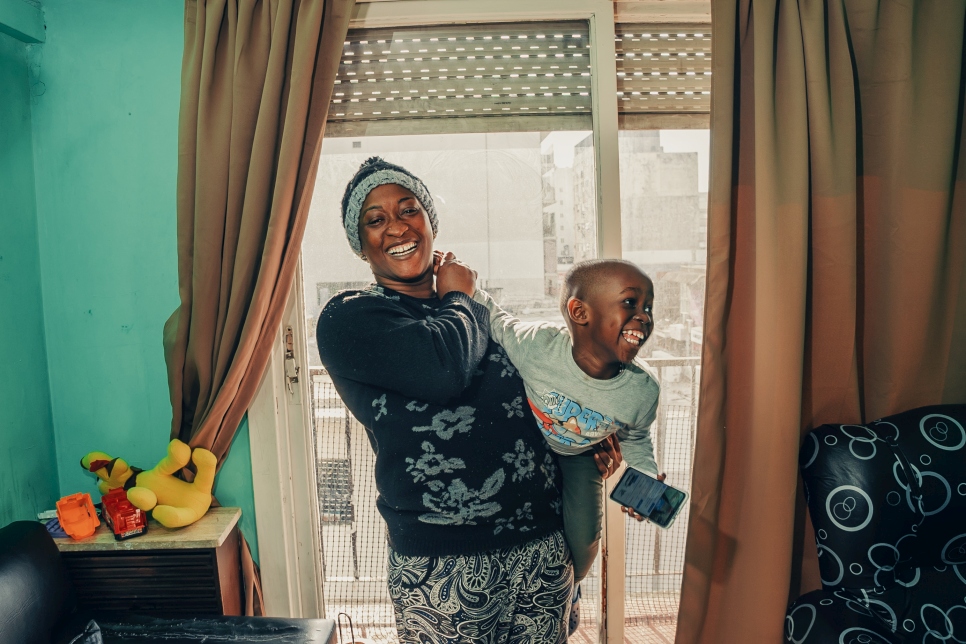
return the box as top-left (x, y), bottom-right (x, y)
top-left (609, 466), bottom-right (688, 529)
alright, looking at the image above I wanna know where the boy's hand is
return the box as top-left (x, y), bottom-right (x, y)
top-left (435, 251), bottom-right (477, 298)
top-left (621, 473), bottom-right (667, 522)
top-left (593, 434), bottom-right (623, 479)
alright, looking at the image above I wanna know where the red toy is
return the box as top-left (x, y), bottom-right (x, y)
top-left (100, 488), bottom-right (148, 540)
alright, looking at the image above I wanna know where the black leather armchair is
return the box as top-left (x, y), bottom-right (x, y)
top-left (0, 520), bottom-right (336, 644)
top-left (785, 404), bottom-right (966, 643)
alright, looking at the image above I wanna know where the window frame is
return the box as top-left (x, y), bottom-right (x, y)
top-left (248, 1), bottom-right (708, 642)
top-left (248, 260), bottom-right (324, 618)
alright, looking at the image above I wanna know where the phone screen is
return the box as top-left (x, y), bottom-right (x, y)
top-left (610, 467), bottom-right (688, 528)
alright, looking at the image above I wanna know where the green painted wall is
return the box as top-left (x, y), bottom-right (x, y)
top-left (0, 30), bottom-right (59, 526)
top-left (24, 0), bottom-right (259, 561)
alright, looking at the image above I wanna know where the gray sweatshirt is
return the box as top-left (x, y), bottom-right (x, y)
top-left (474, 289), bottom-right (660, 475)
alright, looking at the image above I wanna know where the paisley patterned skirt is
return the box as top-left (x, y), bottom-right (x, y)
top-left (387, 530), bottom-right (574, 643)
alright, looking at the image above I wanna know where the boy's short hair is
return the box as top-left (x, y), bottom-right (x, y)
top-left (559, 259), bottom-right (649, 318)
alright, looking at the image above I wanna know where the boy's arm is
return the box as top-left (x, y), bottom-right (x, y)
top-left (472, 289), bottom-right (535, 365)
top-left (616, 396), bottom-right (659, 476)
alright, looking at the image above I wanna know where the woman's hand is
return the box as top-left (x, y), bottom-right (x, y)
top-left (621, 473), bottom-right (667, 522)
top-left (593, 434), bottom-right (623, 479)
top-left (435, 251), bottom-right (477, 298)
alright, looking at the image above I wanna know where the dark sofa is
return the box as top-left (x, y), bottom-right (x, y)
top-left (0, 520), bottom-right (336, 644)
top-left (785, 404), bottom-right (966, 643)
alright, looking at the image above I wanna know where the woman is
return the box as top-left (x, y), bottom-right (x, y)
top-left (316, 157), bottom-right (620, 643)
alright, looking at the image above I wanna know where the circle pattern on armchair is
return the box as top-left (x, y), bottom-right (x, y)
top-left (825, 486), bottom-right (874, 532)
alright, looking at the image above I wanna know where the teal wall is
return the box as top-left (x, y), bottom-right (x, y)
top-left (213, 416), bottom-right (260, 562)
top-left (13, 0), bottom-right (259, 561)
top-left (30, 0), bottom-right (183, 509)
top-left (0, 30), bottom-right (59, 526)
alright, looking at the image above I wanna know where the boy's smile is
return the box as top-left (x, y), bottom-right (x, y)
top-left (569, 263), bottom-right (654, 378)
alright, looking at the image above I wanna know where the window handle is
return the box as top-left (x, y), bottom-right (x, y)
top-left (284, 326), bottom-right (301, 393)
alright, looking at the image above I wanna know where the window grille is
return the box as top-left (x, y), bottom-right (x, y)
top-left (615, 24), bottom-right (711, 114)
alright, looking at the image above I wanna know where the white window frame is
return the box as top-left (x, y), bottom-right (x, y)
top-left (248, 1), bottom-right (706, 641)
top-left (248, 261), bottom-right (325, 618)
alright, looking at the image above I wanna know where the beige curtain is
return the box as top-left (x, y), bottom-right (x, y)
top-left (164, 0), bottom-right (352, 615)
top-left (676, 1), bottom-right (966, 642)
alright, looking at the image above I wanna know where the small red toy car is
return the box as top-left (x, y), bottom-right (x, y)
top-left (100, 488), bottom-right (147, 540)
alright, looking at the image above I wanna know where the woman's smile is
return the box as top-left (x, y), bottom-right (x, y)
top-left (387, 240), bottom-right (419, 258)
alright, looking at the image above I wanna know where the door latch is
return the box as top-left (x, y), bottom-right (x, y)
top-left (284, 326), bottom-right (300, 393)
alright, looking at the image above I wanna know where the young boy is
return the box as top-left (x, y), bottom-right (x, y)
top-left (473, 259), bottom-right (660, 584)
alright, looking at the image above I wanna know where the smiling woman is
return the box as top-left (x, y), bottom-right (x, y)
top-left (315, 157), bottom-right (576, 643)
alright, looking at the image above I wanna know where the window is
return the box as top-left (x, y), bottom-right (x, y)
top-left (615, 25), bottom-right (712, 117)
top-left (305, 125), bottom-right (604, 644)
top-left (305, 19), bottom-right (604, 640)
top-left (257, 3), bottom-right (712, 642)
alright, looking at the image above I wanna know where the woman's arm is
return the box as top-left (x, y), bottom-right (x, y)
top-left (317, 290), bottom-right (490, 405)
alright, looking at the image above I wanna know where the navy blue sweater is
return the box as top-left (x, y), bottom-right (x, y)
top-left (316, 285), bottom-right (564, 557)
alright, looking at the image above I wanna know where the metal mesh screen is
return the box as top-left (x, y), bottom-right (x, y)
top-left (312, 372), bottom-right (395, 640)
top-left (622, 358), bottom-right (700, 643)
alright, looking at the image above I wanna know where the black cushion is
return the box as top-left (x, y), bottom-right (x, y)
top-left (874, 406), bottom-right (966, 566)
top-left (0, 521), bottom-right (76, 644)
top-left (799, 422), bottom-right (916, 591)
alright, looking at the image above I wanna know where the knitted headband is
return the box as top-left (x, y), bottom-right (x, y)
top-left (341, 157), bottom-right (439, 258)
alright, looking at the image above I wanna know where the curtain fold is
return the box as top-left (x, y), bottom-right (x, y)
top-left (165, 0), bottom-right (353, 615)
top-left (676, 0), bottom-right (966, 641)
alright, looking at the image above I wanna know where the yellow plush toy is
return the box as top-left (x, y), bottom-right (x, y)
top-left (80, 439), bottom-right (217, 529)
